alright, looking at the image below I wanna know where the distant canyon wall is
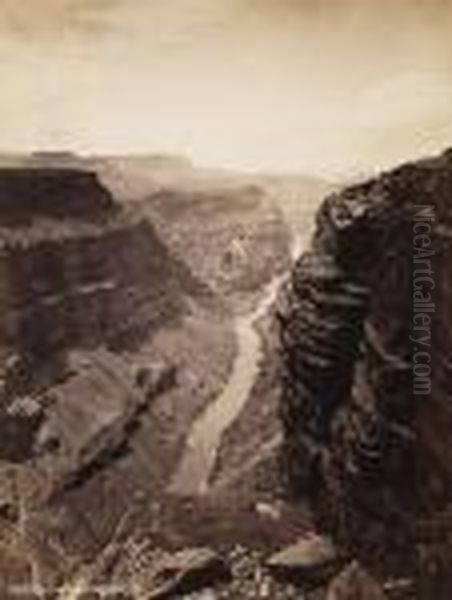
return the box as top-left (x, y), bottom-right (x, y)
top-left (0, 168), bottom-right (199, 371)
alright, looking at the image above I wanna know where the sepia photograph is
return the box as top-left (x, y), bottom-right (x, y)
top-left (0, 1), bottom-right (452, 598)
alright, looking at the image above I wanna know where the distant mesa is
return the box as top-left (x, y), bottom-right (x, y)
top-left (0, 167), bottom-right (115, 224)
top-left (26, 151), bottom-right (91, 170)
top-left (30, 150), bottom-right (81, 163)
top-left (137, 153), bottom-right (193, 169)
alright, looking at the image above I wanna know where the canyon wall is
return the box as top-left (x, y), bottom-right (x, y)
top-left (278, 149), bottom-right (452, 569)
top-left (0, 167), bottom-right (200, 468)
top-left (0, 169), bottom-right (202, 371)
top-left (0, 166), bottom-right (231, 589)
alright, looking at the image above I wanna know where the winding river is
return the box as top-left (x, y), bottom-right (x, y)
top-left (169, 239), bottom-right (301, 496)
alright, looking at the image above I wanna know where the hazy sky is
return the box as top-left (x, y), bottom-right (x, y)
top-left (1, 0), bottom-right (452, 177)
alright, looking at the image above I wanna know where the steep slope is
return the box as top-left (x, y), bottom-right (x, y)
top-left (141, 185), bottom-right (290, 311)
top-left (278, 148), bottom-right (452, 592)
top-left (0, 168), bottom-right (205, 374)
top-left (0, 166), bottom-right (233, 594)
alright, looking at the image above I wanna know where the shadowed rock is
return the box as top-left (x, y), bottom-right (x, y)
top-left (278, 148), bottom-right (452, 578)
top-left (0, 168), bottom-right (115, 225)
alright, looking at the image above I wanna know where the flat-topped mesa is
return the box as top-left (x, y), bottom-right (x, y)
top-left (0, 168), bottom-right (115, 225)
top-left (278, 148), bottom-right (452, 562)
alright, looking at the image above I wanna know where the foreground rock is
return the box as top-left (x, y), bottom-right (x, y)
top-left (32, 350), bottom-right (176, 501)
top-left (278, 148), bottom-right (452, 588)
top-left (327, 562), bottom-right (386, 600)
top-left (139, 547), bottom-right (229, 598)
top-left (267, 534), bottom-right (340, 583)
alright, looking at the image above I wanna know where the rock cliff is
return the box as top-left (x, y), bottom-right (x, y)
top-left (0, 167), bottom-right (204, 567)
top-left (0, 168), bottom-right (200, 463)
top-left (0, 164), bottom-right (241, 595)
top-left (0, 168), bottom-right (203, 372)
top-left (278, 149), bottom-right (452, 579)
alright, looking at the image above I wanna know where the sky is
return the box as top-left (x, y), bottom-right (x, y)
top-left (1, 0), bottom-right (452, 178)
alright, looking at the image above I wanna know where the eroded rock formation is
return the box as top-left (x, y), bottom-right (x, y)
top-left (0, 168), bottom-right (203, 588)
top-left (278, 149), bottom-right (452, 578)
top-left (0, 173), bottom-right (202, 367)
top-left (0, 168), bottom-right (201, 464)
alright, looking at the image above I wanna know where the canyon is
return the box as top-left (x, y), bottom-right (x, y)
top-left (0, 154), bottom-right (324, 598)
top-left (0, 149), bottom-right (451, 598)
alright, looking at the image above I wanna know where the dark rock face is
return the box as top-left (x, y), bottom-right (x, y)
top-left (0, 219), bottom-right (191, 359)
top-left (0, 168), bottom-right (115, 224)
top-left (278, 149), bottom-right (452, 561)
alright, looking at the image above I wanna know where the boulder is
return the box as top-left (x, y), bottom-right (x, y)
top-left (326, 562), bottom-right (386, 600)
top-left (267, 533), bottom-right (340, 583)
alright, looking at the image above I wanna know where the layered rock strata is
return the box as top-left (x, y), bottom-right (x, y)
top-left (0, 167), bottom-right (188, 494)
top-left (278, 149), bottom-right (452, 566)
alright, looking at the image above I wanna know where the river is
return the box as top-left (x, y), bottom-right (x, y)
top-left (169, 239), bottom-right (300, 496)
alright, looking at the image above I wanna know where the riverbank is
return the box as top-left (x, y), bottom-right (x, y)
top-left (169, 270), bottom-right (288, 497)
top-left (207, 202), bottom-right (323, 504)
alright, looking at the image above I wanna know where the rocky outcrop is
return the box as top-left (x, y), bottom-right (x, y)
top-left (267, 534), bottom-right (341, 584)
top-left (0, 168), bottom-right (200, 463)
top-left (278, 149), bottom-right (452, 572)
top-left (31, 350), bottom-right (176, 502)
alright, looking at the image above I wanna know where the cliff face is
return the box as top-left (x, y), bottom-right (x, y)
top-left (0, 168), bottom-right (201, 466)
top-left (278, 149), bottom-right (452, 562)
top-left (0, 169), bottom-right (202, 368)
top-left (0, 220), bottom-right (195, 361)
top-left (0, 166), bottom-right (236, 590)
